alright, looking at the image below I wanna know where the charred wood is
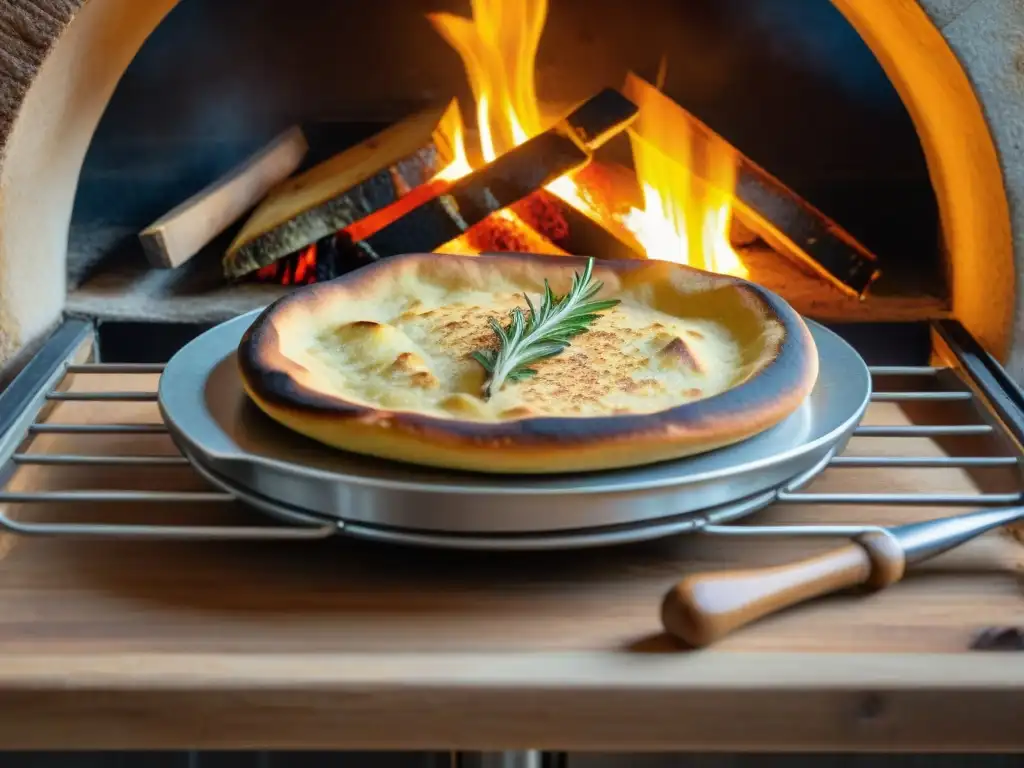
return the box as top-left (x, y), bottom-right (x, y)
top-left (223, 100), bottom-right (461, 279)
top-left (333, 88), bottom-right (638, 264)
top-left (510, 188), bottom-right (643, 261)
top-left (624, 73), bottom-right (880, 297)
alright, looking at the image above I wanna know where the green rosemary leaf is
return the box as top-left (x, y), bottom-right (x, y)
top-left (524, 292), bottom-right (538, 323)
top-left (471, 350), bottom-right (495, 372)
top-left (506, 368), bottom-right (538, 382)
top-left (473, 257), bottom-right (620, 400)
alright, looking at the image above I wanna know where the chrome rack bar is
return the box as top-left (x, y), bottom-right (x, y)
top-left (0, 516), bottom-right (336, 540)
top-left (46, 391), bottom-right (159, 402)
top-left (30, 423), bottom-right (168, 434)
top-left (854, 424), bottom-right (993, 437)
top-left (0, 320), bottom-right (336, 541)
top-left (67, 363), bottom-right (165, 374)
top-left (829, 455), bottom-right (1018, 468)
top-left (0, 490), bottom-right (235, 503)
top-left (870, 391), bottom-right (972, 402)
top-left (776, 491), bottom-right (1023, 506)
top-left (12, 454), bottom-right (190, 466)
top-left (868, 366), bottom-right (942, 376)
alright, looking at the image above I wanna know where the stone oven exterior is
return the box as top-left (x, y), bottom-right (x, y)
top-left (0, 0), bottom-right (1021, 375)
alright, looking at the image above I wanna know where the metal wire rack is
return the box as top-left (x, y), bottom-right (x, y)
top-left (0, 319), bottom-right (1022, 541)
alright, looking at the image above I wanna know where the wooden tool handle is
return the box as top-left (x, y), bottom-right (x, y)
top-left (661, 531), bottom-right (907, 647)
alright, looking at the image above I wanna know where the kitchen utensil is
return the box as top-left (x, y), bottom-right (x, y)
top-left (662, 506), bottom-right (1024, 646)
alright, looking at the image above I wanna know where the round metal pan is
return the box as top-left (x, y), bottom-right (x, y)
top-left (184, 444), bottom-right (796, 550)
top-left (160, 311), bottom-right (870, 534)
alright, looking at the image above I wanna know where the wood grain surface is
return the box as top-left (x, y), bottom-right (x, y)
top-left (0, 370), bottom-right (1021, 750)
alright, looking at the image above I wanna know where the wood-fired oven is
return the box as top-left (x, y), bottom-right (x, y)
top-left (0, 1), bottom-right (1022, 759)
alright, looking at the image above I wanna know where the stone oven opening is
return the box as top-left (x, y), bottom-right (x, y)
top-left (0, 0), bottom-right (1017, 380)
top-left (65, 0), bottom-right (942, 321)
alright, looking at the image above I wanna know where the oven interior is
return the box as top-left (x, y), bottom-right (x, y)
top-left (66, 0), bottom-right (944, 336)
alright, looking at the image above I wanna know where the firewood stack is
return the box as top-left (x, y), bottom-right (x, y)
top-left (136, 79), bottom-right (880, 298)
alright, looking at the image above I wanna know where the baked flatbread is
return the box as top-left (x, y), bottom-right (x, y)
top-left (239, 252), bottom-right (818, 473)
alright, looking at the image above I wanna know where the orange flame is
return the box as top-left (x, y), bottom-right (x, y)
top-left (622, 139), bottom-right (748, 278)
top-left (428, 0), bottom-right (589, 216)
top-left (621, 74), bottom-right (747, 277)
top-left (428, 1), bottom-right (746, 278)
top-left (432, 95), bottom-right (472, 183)
top-left (429, 0), bottom-right (545, 162)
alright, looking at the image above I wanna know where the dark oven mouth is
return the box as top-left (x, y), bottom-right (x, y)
top-left (65, 0), bottom-right (946, 333)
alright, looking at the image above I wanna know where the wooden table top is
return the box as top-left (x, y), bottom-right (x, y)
top-left (0, 370), bottom-right (1021, 751)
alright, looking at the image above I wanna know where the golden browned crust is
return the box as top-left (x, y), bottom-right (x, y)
top-left (238, 252), bottom-right (819, 474)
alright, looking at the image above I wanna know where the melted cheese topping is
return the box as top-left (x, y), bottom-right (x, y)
top-left (293, 288), bottom-right (745, 421)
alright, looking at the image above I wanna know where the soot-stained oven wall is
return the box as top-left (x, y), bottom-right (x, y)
top-left (71, 0), bottom-right (939, 289)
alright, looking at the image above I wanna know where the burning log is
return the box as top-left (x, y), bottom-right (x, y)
top-left (624, 74), bottom-right (881, 297)
top-left (223, 100), bottom-right (462, 279)
top-left (737, 175), bottom-right (881, 296)
top-left (448, 209), bottom-right (568, 257)
top-left (253, 194), bottom-right (568, 286)
top-left (139, 126), bottom-right (308, 269)
top-left (505, 188), bottom-right (641, 262)
top-left (328, 88), bottom-right (638, 270)
top-left (729, 217), bottom-right (760, 248)
top-left (252, 161), bottom-right (639, 286)
top-left (508, 161), bottom-right (649, 262)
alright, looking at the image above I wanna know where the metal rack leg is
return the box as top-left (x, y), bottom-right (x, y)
top-left (452, 751), bottom-right (568, 768)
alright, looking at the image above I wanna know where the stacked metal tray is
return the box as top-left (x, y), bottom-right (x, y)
top-left (159, 311), bottom-right (871, 549)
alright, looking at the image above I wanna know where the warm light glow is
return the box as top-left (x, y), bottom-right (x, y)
top-left (428, 0), bottom-right (746, 278)
top-left (428, 0), bottom-right (590, 213)
top-left (433, 121), bottom-right (472, 183)
top-left (255, 242), bottom-right (318, 285)
top-left (623, 131), bottom-right (747, 277)
top-left (429, 0), bottom-right (546, 162)
top-left (621, 75), bottom-right (747, 277)
top-left (293, 242), bottom-right (317, 283)
top-left (432, 94), bottom-right (473, 183)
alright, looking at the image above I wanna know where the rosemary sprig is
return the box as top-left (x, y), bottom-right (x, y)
top-left (471, 257), bottom-right (620, 400)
